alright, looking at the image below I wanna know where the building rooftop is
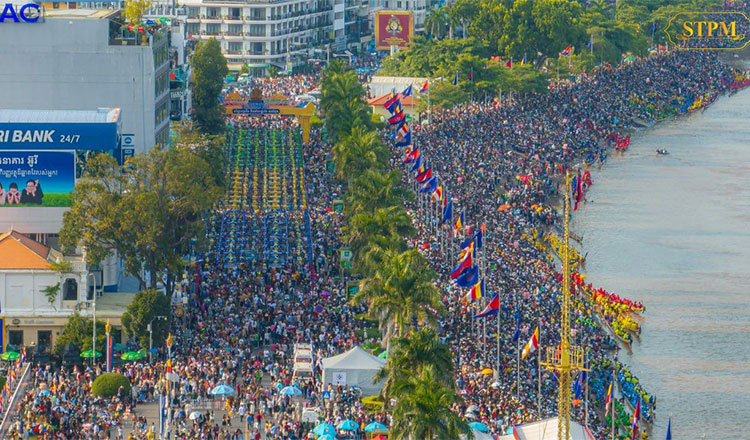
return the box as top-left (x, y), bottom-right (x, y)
top-left (42, 9), bottom-right (120, 20)
top-left (0, 230), bottom-right (52, 270)
top-left (0, 108), bottom-right (120, 124)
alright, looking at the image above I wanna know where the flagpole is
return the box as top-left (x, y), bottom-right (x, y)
top-left (537, 290), bottom-right (542, 421)
top-left (515, 292), bottom-right (520, 401)
top-left (611, 368), bottom-right (616, 440)
top-left (584, 351), bottom-right (589, 426)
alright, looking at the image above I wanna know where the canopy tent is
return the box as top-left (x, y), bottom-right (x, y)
top-left (320, 346), bottom-right (386, 396)
top-left (511, 418), bottom-right (595, 440)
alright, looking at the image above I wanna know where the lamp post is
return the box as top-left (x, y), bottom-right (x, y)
top-left (148, 316), bottom-right (167, 364)
top-left (88, 272), bottom-right (97, 367)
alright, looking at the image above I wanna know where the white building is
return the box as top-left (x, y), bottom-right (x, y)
top-left (0, 9), bottom-right (171, 153)
top-left (379, 0), bottom-right (426, 31)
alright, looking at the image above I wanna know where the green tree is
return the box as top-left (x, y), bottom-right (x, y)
top-left (346, 169), bottom-right (412, 216)
top-left (332, 126), bottom-right (390, 181)
top-left (60, 145), bottom-right (221, 293)
top-left (353, 249), bottom-right (443, 342)
top-left (390, 366), bottom-right (470, 440)
top-left (347, 206), bottom-right (415, 258)
top-left (123, 0), bottom-right (151, 24)
top-left (191, 38), bottom-right (228, 134)
top-left (320, 65), bottom-right (372, 141)
top-left (54, 313), bottom-right (108, 354)
top-left (92, 373), bottom-right (132, 397)
top-left (121, 289), bottom-right (171, 346)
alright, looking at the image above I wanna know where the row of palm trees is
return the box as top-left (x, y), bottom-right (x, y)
top-left (320, 61), bottom-right (472, 439)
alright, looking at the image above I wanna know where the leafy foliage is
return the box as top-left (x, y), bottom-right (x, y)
top-left (54, 313), bottom-right (108, 354)
top-left (123, 0), bottom-right (151, 24)
top-left (92, 373), bottom-right (132, 398)
top-left (121, 289), bottom-right (171, 347)
top-left (191, 38), bottom-right (228, 134)
top-left (42, 283), bottom-right (61, 307)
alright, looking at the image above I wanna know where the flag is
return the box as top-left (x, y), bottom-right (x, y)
top-left (522, 53), bottom-right (527, 65)
top-left (572, 370), bottom-right (586, 406)
top-left (459, 231), bottom-right (483, 251)
top-left (473, 293), bottom-right (499, 318)
top-left (464, 279), bottom-right (485, 303)
top-left (402, 84), bottom-right (413, 97)
top-left (631, 399), bottom-right (641, 439)
top-left (106, 335), bottom-right (113, 372)
top-left (665, 417), bottom-right (672, 440)
top-left (440, 199), bottom-right (453, 225)
top-left (505, 59), bottom-right (512, 68)
top-left (521, 327), bottom-right (539, 359)
top-left (416, 168), bottom-right (432, 182)
top-left (419, 176), bottom-right (438, 193)
top-left (419, 80), bottom-right (429, 93)
top-left (587, 34), bottom-right (593, 48)
top-left (560, 46), bottom-right (572, 56)
top-left (452, 72), bottom-right (458, 86)
top-left (454, 211), bottom-right (464, 234)
top-left (395, 131), bottom-right (411, 147)
top-left (459, 240), bottom-right (474, 260)
top-left (512, 310), bottom-right (521, 343)
top-left (383, 93), bottom-right (399, 112)
top-left (450, 250), bottom-right (473, 279)
top-left (431, 185), bottom-right (443, 202)
top-left (456, 266), bottom-right (479, 287)
top-left (404, 148), bottom-right (420, 163)
top-left (605, 381), bottom-right (614, 416)
top-left (468, 68), bottom-right (473, 82)
top-left (410, 156), bottom-right (422, 172)
top-left (388, 109), bottom-right (405, 125)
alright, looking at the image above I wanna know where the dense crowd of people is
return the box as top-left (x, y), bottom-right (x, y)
top-left (3, 48), bottom-right (746, 440)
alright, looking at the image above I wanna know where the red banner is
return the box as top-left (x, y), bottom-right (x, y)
top-left (374, 11), bottom-right (414, 50)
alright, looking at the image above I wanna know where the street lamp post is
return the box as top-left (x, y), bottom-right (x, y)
top-left (148, 316), bottom-right (167, 364)
top-left (88, 272), bottom-right (97, 367)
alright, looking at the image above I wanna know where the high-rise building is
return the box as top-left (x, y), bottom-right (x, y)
top-left (379, 0), bottom-right (426, 32)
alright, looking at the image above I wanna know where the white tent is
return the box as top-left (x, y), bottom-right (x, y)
top-left (320, 346), bottom-right (386, 396)
top-left (512, 418), bottom-right (595, 440)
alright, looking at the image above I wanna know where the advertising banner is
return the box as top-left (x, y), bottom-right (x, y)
top-left (374, 11), bottom-right (414, 50)
top-left (0, 151), bottom-right (75, 207)
top-left (0, 122), bottom-right (119, 150)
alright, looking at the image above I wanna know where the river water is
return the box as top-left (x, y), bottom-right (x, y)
top-left (573, 87), bottom-right (750, 439)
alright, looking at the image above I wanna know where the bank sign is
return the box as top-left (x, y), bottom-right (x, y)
top-left (0, 122), bottom-right (119, 150)
top-left (0, 150), bottom-right (75, 207)
top-left (0, 3), bottom-right (42, 23)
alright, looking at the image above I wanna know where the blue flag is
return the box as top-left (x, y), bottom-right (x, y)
top-left (459, 231), bottom-right (483, 250)
top-left (440, 199), bottom-right (453, 225)
top-left (455, 266), bottom-right (479, 287)
top-left (410, 156), bottom-right (422, 173)
top-left (512, 310), bottom-right (521, 343)
top-left (452, 72), bottom-right (458, 86)
top-left (665, 418), bottom-right (671, 440)
top-left (419, 176), bottom-right (438, 193)
top-left (402, 84), bottom-right (413, 97)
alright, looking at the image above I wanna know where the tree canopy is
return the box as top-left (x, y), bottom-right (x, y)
top-left (121, 289), bottom-right (171, 346)
top-left (191, 38), bottom-right (228, 134)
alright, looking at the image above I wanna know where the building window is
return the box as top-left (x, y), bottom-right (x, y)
top-left (228, 24), bottom-right (242, 34)
top-left (8, 330), bottom-right (23, 347)
top-left (207, 23), bottom-right (220, 35)
top-left (188, 7), bottom-right (199, 16)
top-left (155, 127), bottom-right (169, 147)
top-left (155, 72), bottom-right (169, 98)
top-left (62, 278), bottom-right (78, 301)
top-left (186, 23), bottom-right (199, 35)
top-left (155, 100), bottom-right (169, 127)
top-left (207, 7), bottom-right (219, 17)
top-left (228, 42), bottom-right (242, 53)
top-left (397, 1), bottom-right (401, 7)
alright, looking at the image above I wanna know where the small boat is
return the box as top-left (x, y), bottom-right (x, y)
top-left (656, 148), bottom-right (669, 155)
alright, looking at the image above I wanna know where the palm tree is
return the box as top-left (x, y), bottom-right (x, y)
top-left (327, 99), bottom-right (373, 144)
top-left (390, 366), bottom-right (471, 440)
top-left (333, 126), bottom-right (390, 182)
top-left (374, 328), bottom-right (455, 404)
top-left (352, 249), bottom-right (443, 342)
top-left (424, 8), bottom-right (450, 40)
top-left (347, 206), bottom-right (415, 257)
top-left (346, 169), bottom-right (412, 216)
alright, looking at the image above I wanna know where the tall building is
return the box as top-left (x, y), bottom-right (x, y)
top-left (379, 0), bottom-right (426, 31)
top-left (0, 9), bottom-right (171, 153)
top-left (180, 0), bottom-right (370, 74)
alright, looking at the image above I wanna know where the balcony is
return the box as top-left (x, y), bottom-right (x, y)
top-left (224, 15), bottom-right (243, 22)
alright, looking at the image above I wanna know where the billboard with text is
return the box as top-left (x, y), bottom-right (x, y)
top-left (374, 11), bottom-right (414, 51)
top-left (0, 151), bottom-right (75, 207)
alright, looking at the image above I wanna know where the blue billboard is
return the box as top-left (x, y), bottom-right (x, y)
top-left (0, 151), bottom-right (75, 207)
top-left (0, 122), bottom-right (119, 150)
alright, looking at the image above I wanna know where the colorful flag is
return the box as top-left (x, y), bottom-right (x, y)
top-left (631, 399), bottom-right (641, 439)
top-left (468, 68), bottom-right (473, 82)
top-left (418, 176), bottom-right (438, 193)
top-left (454, 210), bottom-right (465, 234)
top-left (410, 156), bottom-right (422, 172)
top-left (404, 148), bottom-right (420, 163)
top-left (605, 381), bottom-right (614, 416)
top-left (452, 72), bottom-right (458, 86)
top-left (572, 370), bottom-right (586, 406)
top-left (473, 293), bottom-right (499, 318)
top-left (560, 46), bottom-right (572, 56)
top-left (459, 231), bottom-right (483, 251)
top-left (395, 131), bottom-right (411, 147)
top-left (416, 168), bottom-right (432, 182)
top-left (456, 266), bottom-right (479, 287)
top-left (383, 93), bottom-right (399, 112)
top-left (522, 53), bottom-right (527, 65)
top-left (402, 84), bottom-right (413, 97)
top-left (419, 80), bottom-right (429, 93)
top-left (505, 59), bottom-right (512, 68)
top-left (388, 109), bottom-right (405, 125)
top-left (521, 327), bottom-right (539, 359)
top-left (431, 185), bottom-right (443, 202)
top-left (464, 279), bottom-right (484, 303)
top-left (450, 250), bottom-right (473, 279)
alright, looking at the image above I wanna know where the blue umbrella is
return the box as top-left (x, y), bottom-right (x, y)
top-left (210, 384), bottom-right (235, 396)
top-left (468, 421), bottom-right (489, 432)
top-left (363, 422), bottom-right (388, 433)
top-left (280, 385), bottom-right (302, 396)
top-left (312, 423), bottom-right (336, 436)
top-left (318, 434), bottom-right (337, 440)
top-left (337, 420), bottom-right (359, 431)
top-left (148, 348), bottom-right (159, 354)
